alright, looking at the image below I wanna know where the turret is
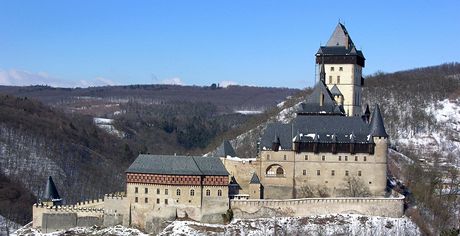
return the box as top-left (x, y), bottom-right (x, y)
top-left (292, 131), bottom-right (301, 153)
top-left (272, 134), bottom-right (281, 151)
top-left (369, 104), bottom-right (388, 159)
top-left (362, 104), bottom-right (371, 123)
top-left (42, 176), bottom-right (62, 206)
top-left (249, 173), bottom-right (262, 199)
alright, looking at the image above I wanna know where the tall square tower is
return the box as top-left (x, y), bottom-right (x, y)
top-left (315, 23), bottom-right (365, 116)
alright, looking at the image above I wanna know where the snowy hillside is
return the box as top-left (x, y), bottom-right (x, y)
top-left (396, 98), bottom-right (460, 166)
top-left (160, 214), bottom-right (420, 236)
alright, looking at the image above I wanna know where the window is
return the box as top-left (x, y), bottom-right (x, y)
top-left (345, 156), bottom-right (348, 161)
top-left (339, 67), bottom-right (343, 71)
top-left (135, 197), bottom-right (138, 203)
top-left (317, 170), bottom-right (321, 176)
top-left (322, 156), bottom-right (325, 161)
top-left (135, 187), bottom-right (138, 194)
top-left (331, 170), bottom-right (335, 176)
top-left (304, 155), bottom-right (308, 160)
top-left (338, 156), bottom-right (342, 161)
top-left (358, 171), bottom-right (362, 176)
top-left (218, 189), bottom-right (222, 196)
top-left (156, 198), bottom-right (160, 204)
top-left (176, 189), bottom-right (181, 196)
top-left (337, 76), bottom-right (340, 84)
top-left (355, 156), bottom-right (358, 161)
top-left (165, 189), bottom-right (168, 195)
top-left (369, 182), bottom-right (372, 184)
top-left (145, 198), bottom-right (148, 203)
top-left (303, 170), bottom-right (307, 176)
top-left (331, 67), bottom-right (335, 71)
top-left (266, 154), bottom-right (270, 160)
top-left (145, 188), bottom-right (148, 194)
top-left (364, 156), bottom-right (367, 162)
top-left (190, 189), bottom-right (195, 196)
top-left (283, 155), bottom-right (287, 160)
top-left (165, 199), bottom-right (168, 205)
top-left (206, 189), bottom-right (211, 196)
top-left (156, 189), bottom-right (160, 194)
top-left (276, 167), bottom-right (284, 176)
top-left (345, 170), bottom-right (349, 176)
top-left (329, 76), bottom-right (332, 84)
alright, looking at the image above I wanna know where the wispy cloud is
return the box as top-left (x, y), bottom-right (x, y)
top-left (220, 80), bottom-right (238, 88)
top-left (0, 69), bottom-right (117, 88)
top-left (160, 77), bottom-right (184, 85)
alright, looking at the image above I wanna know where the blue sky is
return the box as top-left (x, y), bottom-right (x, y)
top-left (0, 1), bottom-right (459, 88)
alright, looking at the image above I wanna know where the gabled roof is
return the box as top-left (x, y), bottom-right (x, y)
top-left (330, 85), bottom-right (342, 96)
top-left (214, 140), bottom-right (237, 157)
top-left (43, 176), bottom-right (61, 202)
top-left (326, 23), bottom-right (355, 49)
top-left (126, 154), bottom-right (229, 176)
top-left (369, 104), bottom-right (388, 138)
top-left (250, 173), bottom-right (260, 184)
top-left (297, 81), bottom-right (345, 116)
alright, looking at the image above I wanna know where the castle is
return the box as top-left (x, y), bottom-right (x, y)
top-left (32, 23), bottom-right (404, 234)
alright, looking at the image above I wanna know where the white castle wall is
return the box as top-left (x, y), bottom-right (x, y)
top-left (231, 195), bottom-right (404, 219)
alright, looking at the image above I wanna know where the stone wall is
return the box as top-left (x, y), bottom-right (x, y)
top-left (33, 198), bottom-right (105, 233)
top-left (231, 195), bottom-right (404, 219)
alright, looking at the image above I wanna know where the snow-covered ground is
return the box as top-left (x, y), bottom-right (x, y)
top-left (234, 110), bottom-right (264, 115)
top-left (12, 225), bottom-right (148, 236)
top-left (397, 98), bottom-right (460, 167)
top-left (160, 214), bottom-right (420, 236)
top-left (93, 117), bottom-right (124, 138)
top-left (0, 215), bottom-right (21, 236)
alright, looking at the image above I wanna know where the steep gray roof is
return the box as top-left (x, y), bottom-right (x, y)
top-left (249, 173), bottom-right (260, 184)
top-left (261, 115), bottom-right (371, 149)
top-left (326, 23), bottom-right (355, 49)
top-left (330, 85), bottom-right (342, 96)
top-left (214, 140), bottom-right (237, 157)
top-left (316, 23), bottom-right (364, 58)
top-left (297, 81), bottom-right (344, 116)
top-left (43, 176), bottom-right (61, 202)
top-left (369, 104), bottom-right (388, 138)
top-left (126, 154), bottom-right (229, 176)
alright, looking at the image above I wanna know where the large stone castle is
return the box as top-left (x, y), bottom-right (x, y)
top-left (32, 23), bottom-right (403, 234)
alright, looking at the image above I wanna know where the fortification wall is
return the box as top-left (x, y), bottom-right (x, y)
top-left (231, 195), bottom-right (404, 219)
top-left (32, 198), bottom-right (105, 233)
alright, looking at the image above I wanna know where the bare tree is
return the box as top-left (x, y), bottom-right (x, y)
top-left (341, 176), bottom-right (371, 197)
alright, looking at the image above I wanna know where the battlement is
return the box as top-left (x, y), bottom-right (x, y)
top-left (104, 192), bottom-right (126, 200)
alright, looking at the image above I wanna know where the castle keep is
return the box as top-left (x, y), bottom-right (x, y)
top-left (32, 23), bottom-right (403, 233)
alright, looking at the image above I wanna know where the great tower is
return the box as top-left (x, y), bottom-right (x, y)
top-left (316, 23), bottom-right (365, 116)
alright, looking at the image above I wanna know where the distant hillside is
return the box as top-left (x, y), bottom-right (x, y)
top-left (0, 84), bottom-right (300, 117)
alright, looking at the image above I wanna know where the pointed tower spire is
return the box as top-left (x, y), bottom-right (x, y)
top-left (319, 57), bottom-right (326, 84)
top-left (272, 133), bottom-right (281, 151)
top-left (369, 104), bottom-right (388, 138)
top-left (43, 176), bottom-right (62, 205)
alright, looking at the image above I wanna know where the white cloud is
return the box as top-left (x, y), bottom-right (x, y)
top-left (160, 77), bottom-right (184, 85)
top-left (0, 68), bottom-right (117, 88)
top-left (220, 80), bottom-right (238, 88)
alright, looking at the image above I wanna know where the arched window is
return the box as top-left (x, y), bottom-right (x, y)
top-left (206, 189), bottom-right (211, 196)
top-left (176, 189), bottom-right (181, 196)
top-left (190, 189), bottom-right (195, 196)
top-left (276, 167), bottom-right (284, 176)
top-left (217, 189), bottom-right (222, 196)
top-left (266, 164), bottom-right (285, 177)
